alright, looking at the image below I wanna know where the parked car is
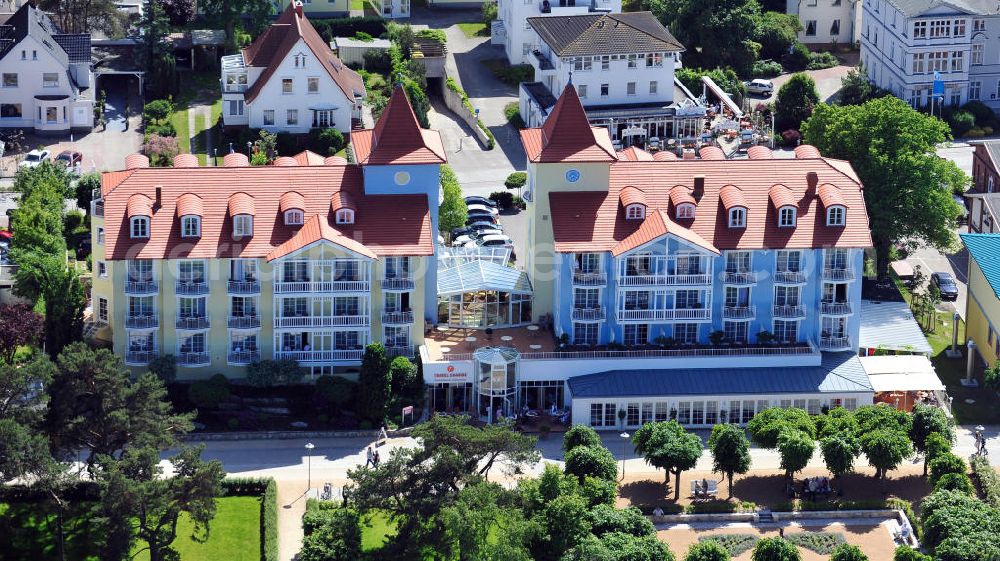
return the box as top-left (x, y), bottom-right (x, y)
top-left (464, 196), bottom-right (497, 208)
top-left (55, 150), bottom-right (82, 168)
top-left (466, 214), bottom-right (498, 226)
top-left (478, 234), bottom-right (513, 248)
top-left (467, 203), bottom-right (499, 216)
top-left (18, 149), bottom-right (50, 168)
top-left (745, 79), bottom-right (774, 95)
top-left (468, 221), bottom-right (501, 233)
top-left (452, 234), bottom-right (477, 246)
top-left (930, 272), bottom-right (959, 301)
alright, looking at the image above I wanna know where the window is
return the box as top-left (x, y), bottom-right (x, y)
top-left (97, 227), bottom-right (105, 244)
top-left (282, 78), bottom-right (293, 93)
top-left (31, 50), bottom-right (36, 59)
top-left (974, 18), bottom-right (986, 32)
top-left (775, 285), bottom-right (800, 307)
top-left (626, 82), bottom-right (636, 96)
top-left (832, 0), bottom-right (841, 5)
top-left (777, 250), bottom-right (801, 273)
top-left (98, 297), bottom-right (108, 322)
top-left (623, 324), bottom-right (648, 346)
top-left (574, 322), bottom-right (598, 345)
top-left (805, 20), bottom-right (817, 36)
top-left (2, 73), bottom-right (16, 87)
top-left (676, 203), bottom-right (695, 219)
top-left (831, 19), bottom-right (840, 36)
top-left (826, 205), bottom-right (845, 226)
top-left (930, 19), bottom-right (950, 38)
top-left (572, 57), bottom-right (593, 71)
top-left (649, 80), bottom-right (658, 94)
top-left (912, 53), bottom-right (925, 74)
top-left (522, 43), bottom-right (531, 56)
top-left (181, 215), bottom-right (201, 237)
top-left (574, 288), bottom-right (600, 309)
top-left (285, 209), bottom-right (304, 225)
top-left (313, 110), bottom-right (333, 128)
top-left (601, 56), bottom-right (610, 70)
top-left (950, 88), bottom-right (961, 107)
top-left (725, 251), bottom-right (751, 273)
top-left (19, 50), bottom-right (24, 59)
top-left (625, 204), bottom-right (645, 220)
top-left (131, 216), bottom-right (149, 238)
top-left (928, 51), bottom-right (948, 72)
top-left (262, 110), bottom-right (275, 126)
top-left (577, 84), bottom-right (587, 98)
top-left (728, 207), bottom-right (746, 228)
top-left (233, 215), bottom-right (253, 237)
top-left (98, 261), bottom-right (107, 278)
top-left (723, 321), bottom-right (748, 343)
top-left (627, 54), bottom-right (637, 68)
top-left (335, 209), bottom-right (355, 224)
top-left (778, 207), bottom-right (796, 227)
top-left (951, 51), bottom-right (964, 72)
top-left (600, 83), bottom-right (609, 96)
top-left (42, 73), bottom-right (58, 87)
top-left (773, 320), bottom-right (798, 342)
top-left (286, 109), bottom-right (298, 126)
top-left (645, 53), bottom-right (663, 67)
top-left (308, 77), bottom-right (319, 92)
top-left (972, 43), bottom-right (984, 65)
top-left (0, 103), bottom-right (21, 118)
top-left (953, 19), bottom-right (966, 36)
top-left (179, 333), bottom-right (206, 354)
top-left (913, 21), bottom-right (927, 38)
top-left (674, 323), bottom-right (697, 344)
top-left (228, 100), bottom-right (244, 116)
top-left (46, 107), bottom-right (57, 123)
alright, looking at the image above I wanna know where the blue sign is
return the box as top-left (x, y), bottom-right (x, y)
top-left (565, 169), bottom-right (581, 183)
top-left (933, 72), bottom-right (945, 97)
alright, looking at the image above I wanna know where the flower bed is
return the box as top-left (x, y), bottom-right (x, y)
top-left (785, 531), bottom-right (846, 554)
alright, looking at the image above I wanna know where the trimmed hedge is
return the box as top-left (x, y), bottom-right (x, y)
top-left (311, 17), bottom-right (387, 42)
top-left (972, 455), bottom-right (1000, 508)
top-left (446, 77), bottom-right (495, 150)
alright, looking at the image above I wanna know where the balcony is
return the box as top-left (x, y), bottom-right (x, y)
top-left (617, 308), bottom-right (711, 322)
top-left (772, 304), bottom-right (806, 319)
top-left (125, 315), bottom-right (159, 329)
top-left (274, 349), bottom-right (364, 362)
top-left (274, 315), bottom-right (370, 328)
top-left (774, 271), bottom-right (807, 284)
top-left (175, 280), bottom-right (210, 296)
top-left (176, 315), bottom-right (210, 331)
top-left (177, 351), bottom-right (211, 367)
top-left (227, 350), bottom-right (261, 365)
top-left (381, 311), bottom-right (415, 325)
top-left (572, 272), bottom-right (607, 286)
top-left (618, 273), bottom-right (712, 287)
top-left (228, 280), bottom-right (261, 294)
top-left (821, 302), bottom-right (853, 316)
top-left (387, 345), bottom-right (415, 358)
top-left (228, 315), bottom-right (261, 329)
top-left (723, 272), bottom-right (758, 285)
top-left (572, 307), bottom-right (606, 321)
top-left (819, 336), bottom-right (852, 351)
top-left (125, 280), bottom-right (158, 295)
top-left (722, 305), bottom-right (756, 320)
top-left (125, 350), bottom-right (157, 365)
top-left (822, 268), bottom-right (856, 282)
top-left (223, 83), bottom-right (248, 93)
top-left (381, 277), bottom-right (415, 291)
top-left (273, 280), bottom-right (370, 293)
top-left (91, 199), bottom-right (104, 217)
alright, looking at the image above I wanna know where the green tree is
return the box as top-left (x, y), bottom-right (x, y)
top-left (633, 421), bottom-right (703, 499)
top-left (921, 489), bottom-right (1000, 556)
top-left (148, 354), bottom-right (177, 384)
top-left (298, 508), bottom-right (362, 561)
top-left (482, 0), bottom-right (497, 22)
top-left (564, 445), bottom-right (619, 483)
top-left (599, 532), bottom-right (674, 561)
top-left (747, 407), bottom-right (816, 449)
top-left (40, 266), bottom-right (85, 359)
top-left (894, 545), bottom-right (932, 561)
top-left (757, 11), bottom-right (801, 62)
top-left (358, 343), bottom-right (390, 423)
top-left (708, 424), bottom-right (752, 498)
top-left (909, 404), bottom-right (954, 475)
top-left (563, 424), bottom-right (604, 453)
top-left (676, 67), bottom-right (747, 100)
top-left (143, 99), bottom-right (172, 123)
top-left (924, 432), bottom-right (952, 466)
top-left (588, 504), bottom-right (654, 537)
top-left (38, 0), bottom-right (126, 35)
top-left (75, 172), bottom-right (102, 215)
top-left (859, 429), bottom-right (913, 481)
top-left (648, 0), bottom-right (762, 76)
top-left (246, 358), bottom-right (304, 386)
top-left (95, 445), bottom-right (224, 561)
top-left (412, 415), bottom-right (539, 481)
top-left (539, 493), bottom-right (592, 561)
top-left (0, 356), bottom-right (56, 482)
top-left (820, 434), bottom-right (860, 493)
top-left (776, 73), bottom-right (820, 131)
top-left (684, 541), bottom-right (731, 561)
top-left (201, 0), bottom-right (273, 45)
top-left (751, 537), bottom-right (801, 561)
top-left (439, 164), bottom-right (468, 234)
top-left (0, 303), bottom-right (43, 364)
top-left (929, 453), bottom-right (966, 487)
top-left (838, 64), bottom-right (889, 106)
top-left (801, 97), bottom-right (967, 278)
top-left (387, 355), bottom-right (418, 397)
top-left (934, 472), bottom-right (974, 495)
top-left (777, 429), bottom-right (814, 480)
top-left (561, 535), bottom-right (615, 561)
top-left (830, 544), bottom-right (869, 561)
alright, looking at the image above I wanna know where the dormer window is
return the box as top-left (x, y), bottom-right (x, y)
top-left (676, 203), bottom-right (695, 220)
top-left (625, 204), bottom-right (646, 220)
top-left (778, 207), bottom-right (796, 228)
top-left (826, 206), bottom-right (846, 227)
top-left (131, 216), bottom-right (149, 238)
top-left (233, 215), bottom-right (253, 238)
top-left (336, 209), bottom-right (355, 225)
top-left (285, 210), bottom-right (304, 226)
top-left (181, 215), bottom-right (201, 238)
top-left (728, 207), bottom-right (746, 228)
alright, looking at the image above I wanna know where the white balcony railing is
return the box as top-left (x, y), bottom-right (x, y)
top-left (175, 281), bottom-right (210, 295)
top-left (125, 280), bottom-right (158, 295)
top-left (572, 307), bottom-right (606, 321)
top-left (227, 350), bottom-right (261, 365)
top-left (381, 311), bottom-right (415, 325)
top-left (380, 277), bottom-right (415, 291)
top-left (387, 345), bottom-right (415, 358)
top-left (774, 271), bottom-right (807, 284)
top-left (274, 350), bottom-right (364, 362)
top-left (125, 350), bottom-right (158, 365)
top-left (821, 302), bottom-right (853, 316)
top-left (273, 315), bottom-right (370, 328)
top-left (177, 352), bottom-right (211, 366)
top-left (273, 280), bottom-right (370, 293)
top-left (228, 315), bottom-right (261, 329)
top-left (227, 280), bottom-right (261, 294)
top-left (616, 308), bottom-right (711, 322)
top-left (176, 315), bottom-right (210, 330)
top-left (822, 268), bottom-right (856, 282)
top-left (618, 274), bottom-right (712, 287)
top-left (440, 342), bottom-right (818, 362)
top-left (723, 272), bottom-right (758, 285)
top-left (223, 83), bottom-right (248, 93)
top-left (772, 304), bottom-right (806, 319)
top-left (125, 315), bottom-right (159, 329)
top-left (572, 272), bottom-right (607, 286)
top-left (819, 336), bottom-right (852, 351)
top-left (722, 305), bottom-right (756, 320)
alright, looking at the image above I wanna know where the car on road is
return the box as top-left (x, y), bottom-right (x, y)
top-left (18, 149), bottom-right (50, 168)
top-left (55, 150), bottom-right (82, 168)
top-left (464, 196), bottom-right (497, 208)
top-left (930, 272), bottom-right (959, 301)
top-left (745, 79), bottom-right (774, 95)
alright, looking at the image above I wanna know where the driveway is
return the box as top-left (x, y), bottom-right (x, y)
top-left (747, 52), bottom-right (859, 106)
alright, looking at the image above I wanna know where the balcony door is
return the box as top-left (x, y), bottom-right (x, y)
top-left (724, 286), bottom-right (750, 308)
top-left (774, 285), bottom-right (800, 306)
top-left (822, 316), bottom-right (847, 338)
top-left (822, 283), bottom-right (848, 303)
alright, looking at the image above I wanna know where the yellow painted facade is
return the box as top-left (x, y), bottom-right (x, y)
top-left (966, 259), bottom-right (1000, 367)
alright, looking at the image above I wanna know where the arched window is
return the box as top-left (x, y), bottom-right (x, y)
top-left (181, 216), bottom-right (201, 238)
top-left (131, 216), bottom-right (149, 238)
top-left (625, 204), bottom-right (646, 220)
top-left (284, 209), bottom-right (304, 226)
top-left (826, 206), bottom-right (846, 227)
top-left (728, 207), bottom-right (746, 228)
top-left (676, 203), bottom-right (695, 219)
top-left (336, 209), bottom-right (355, 225)
top-left (778, 206), bottom-right (796, 228)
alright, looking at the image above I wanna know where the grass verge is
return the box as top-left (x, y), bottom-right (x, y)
top-left (457, 22), bottom-right (489, 38)
top-left (132, 496), bottom-right (261, 561)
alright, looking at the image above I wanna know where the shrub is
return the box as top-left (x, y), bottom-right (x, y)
top-left (751, 537), bottom-right (801, 561)
top-left (894, 545), bottom-right (932, 561)
top-left (698, 534), bottom-right (758, 556)
top-left (564, 445), bottom-right (618, 482)
top-left (587, 504), bottom-right (654, 537)
top-left (830, 544), bottom-right (868, 561)
top-left (807, 51), bottom-right (840, 70)
top-left (512, 195), bottom-right (526, 210)
top-left (481, 0), bottom-right (497, 23)
top-left (482, 59), bottom-right (534, 86)
top-left (275, 133), bottom-right (298, 156)
top-left (489, 190), bottom-right (514, 211)
top-left (188, 376), bottom-right (230, 410)
top-left (752, 59), bottom-right (783, 78)
top-left (947, 110), bottom-right (976, 137)
top-left (563, 424), bottom-right (603, 453)
top-left (504, 101), bottom-right (525, 128)
top-left (143, 99), bottom-right (172, 123)
top-left (263, 478), bottom-right (278, 561)
top-left (929, 453), bottom-right (966, 486)
top-left (505, 171), bottom-right (527, 190)
top-left (965, 128), bottom-right (986, 138)
top-left (63, 210), bottom-right (85, 235)
top-left (247, 359), bottom-right (306, 387)
top-left (781, 129), bottom-right (801, 147)
top-left (416, 28), bottom-right (446, 44)
top-left (961, 100), bottom-right (994, 124)
top-left (143, 134), bottom-right (180, 167)
top-left (935, 471), bottom-right (974, 495)
top-left (781, 42), bottom-right (811, 72)
top-left (785, 532), bottom-right (845, 555)
top-left (310, 16), bottom-right (387, 42)
top-left (685, 540), bottom-right (732, 561)
top-left (308, 128), bottom-right (345, 156)
top-left (148, 354), bottom-right (177, 384)
top-left (445, 77), bottom-right (495, 149)
top-left (972, 455), bottom-right (1000, 507)
top-left (316, 374), bottom-right (356, 408)
top-left (145, 121), bottom-right (177, 138)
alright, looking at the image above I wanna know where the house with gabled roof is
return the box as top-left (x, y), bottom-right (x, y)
top-left (220, 2), bottom-right (365, 135)
top-left (0, 1), bottom-right (93, 132)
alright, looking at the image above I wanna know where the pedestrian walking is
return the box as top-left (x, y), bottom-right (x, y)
top-left (365, 446), bottom-right (374, 468)
top-left (373, 449), bottom-right (381, 467)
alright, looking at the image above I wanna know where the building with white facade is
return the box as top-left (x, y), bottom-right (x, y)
top-left (787, 0), bottom-right (863, 45)
top-left (221, 2), bottom-right (365, 134)
top-left (493, 0), bottom-right (621, 66)
top-left (0, 2), bottom-right (93, 133)
top-left (276, 0), bottom-right (411, 19)
top-left (860, 0), bottom-right (1000, 113)
top-left (519, 12), bottom-right (705, 146)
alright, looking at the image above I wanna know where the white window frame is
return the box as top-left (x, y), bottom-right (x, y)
top-left (262, 110), bottom-right (275, 126)
top-left (625, 204), bottom-right (645, 220)
top-left (281, 78), bottom-right (293, 94)
top-left (778, 206), bottom-right (796, 228)
top-left (233, 214), bottom-right (253, 237)
top-left (98, 261), bottom-right (107, 278)
top-left (307, 77), bottom-right (319, 93)
top-left (335, 209), bottom-right (355, 224)
top-left (728, 207), bottom-right (746, 228)
top-left (181, 215), bottom-right (201, 238)
top-left (826, 205), bottom-right (846, 226)
top-left (577, 84), bottom-right (587, 99)
top-left (972, 43), bottom-right (984, 66)
top-left (98, 297), bottom-right (108, 322)
top-left (131, 216), bottom-right (149, 238)
top-left (284, 209), bottom-right (304, 226)
top-left (287, 109), bottom-right (298, 126)
top-left (42, 73), bottom-right (58, 87)
top-left (676, 203), bottom-right (695, 219)
top-left (97, 227), bottom-right (105, 244)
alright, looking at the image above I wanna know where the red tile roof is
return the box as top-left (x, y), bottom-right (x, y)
top-left (669, 186), bottom-right (696, 207)
top-left (127, 194), bottom-right (152, 218)
top-left (273, 156), bottom-right (298, 167)
top-left (294, 150), bottom-right (327, 166)
top-left (324, 155), bottom-right (348, 165)
top-left (768, 184), bottom-right (795, 209)
top-left (279, 191), bottom-right (305, 212)
top-left (619, 186), bottom-right (647, 207)
top-left (266, 214), bottom-right (377, 261)
top-left (794, 145), bottom-right (821, 159)
top-left (520, 84), bottom-right (618, 163)
top-left (242, 3), bottom-right (364, 104)
top-left (125, 154), bottom-right (149, 169)
top-left (100, 164), bottom-right (432, 260)
top-left (351, 85), bottom-right (447, 165)
top-left (331, 191), bottom-right (355, 212)
top-left (173, 154), bottom-right (199, 167)
top-left (818, 183), bottom-right (848, 208)
top-left (699, 146), bottom-right (725, 160)
top-left (547, 159), bottom-right (871, 253)
top-left (176, 193), bottom-right (203, 217)
top-left (747, 146), bottom-right (774, 160)
top-left (224, 153), bottom-right (250, 167)
top-left (617, 147), bottom-right (654, 161)
top-left (611, 210), bottom-right (719, 256)
top-left (653, 151), bottom-right (677, 161)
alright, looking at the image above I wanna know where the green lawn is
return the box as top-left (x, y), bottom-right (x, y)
top-left (350, 0), bottom-right (364, 9)
top-left (361, 511), bottom-right (398, 551)
top-left (132, 496), bottom-right (261, 561)
top-left (166, 72), bottom-right (221, 160)
top-left (457, 22), bottom-right (489, 38)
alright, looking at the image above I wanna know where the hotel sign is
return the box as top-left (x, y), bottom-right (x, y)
top-left (424, 361), bottom-right (473, 384)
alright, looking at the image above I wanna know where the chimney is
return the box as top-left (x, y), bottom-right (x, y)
top-left (293, 0), bottom-right (304, 17)
top-left (693, 175), bottom-right (705, 199)
top-left (806, 171), bottom-right (818, 191)
top-left (154, 186), bottom-right (162, 210)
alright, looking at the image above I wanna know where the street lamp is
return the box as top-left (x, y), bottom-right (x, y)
top-left (619, 432), bottom-right (630, 481)
top-left (304, 442), bottom-right (315, 496)
top-left (246, 141), bottom-right (253, 159)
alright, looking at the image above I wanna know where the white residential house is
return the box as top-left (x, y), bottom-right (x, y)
top-left (221, 2), bottom-right (365, 134)
top-left (519, 12), bottom-right (705, 145)
top-left (493, 0), bottom-right (622, 66)
top-left (860, 0), bottom-right (1000, 114)
top-left (0, 2), bottom-right (93, 133)
top-left (786, 0), bottom-right (862, 45)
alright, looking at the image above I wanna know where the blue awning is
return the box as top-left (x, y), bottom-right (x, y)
top-left (438, 260), bottom-right (532, 295)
